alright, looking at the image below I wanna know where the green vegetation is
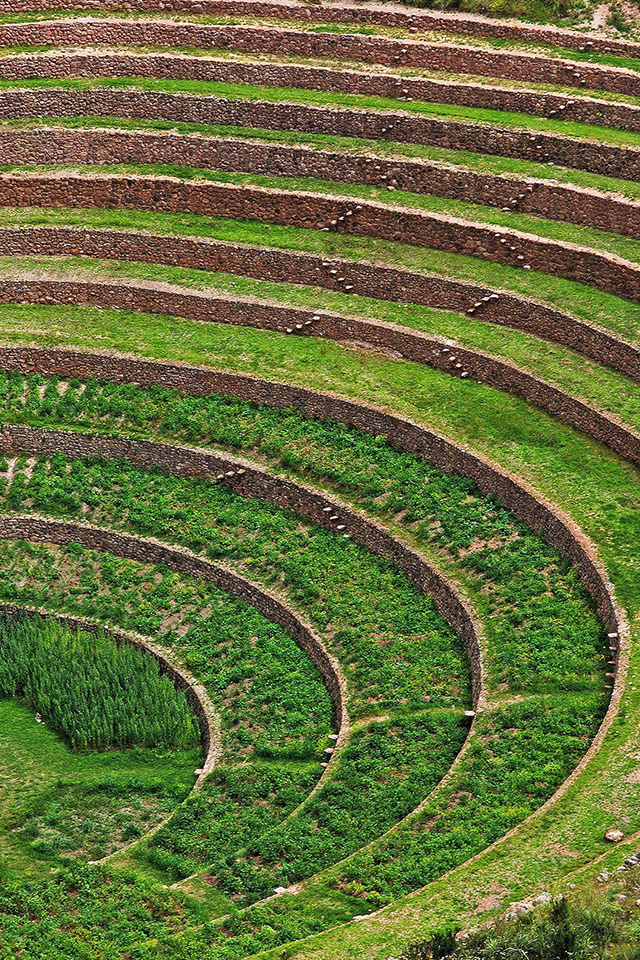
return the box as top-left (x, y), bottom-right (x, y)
top-left (0, 387), bottom-right (606, 919)
top-left (0, 3), bottom-right (635, 956)
top-left (0, 540), bottom-right (334, 877)
top-left (401, 894), bottom-right (623, 960)
top-left (147, 712), bottom-right (469, 895)
top-left (139, 763), bottom-right (322, 884)
top-left (0, 697), bottom-right (198, 872)
top-left (0, 538), bottom-right (335, 759)
top-left (0, 373), bottom-right (606, 695)
top-left (0, 450), bottom-right (470, 716)
top-left (0, 610), bottom-right (199, 750)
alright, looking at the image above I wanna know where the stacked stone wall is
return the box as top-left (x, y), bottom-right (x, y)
top-left (0, 228), bottom-right (637, 382)
top-left (0, 88), bottom-right (634, 182)
top-left (0, 345), bottom-right (621, 656)
top-left (2, 52), bottom-right (639, 133)
top-left (0, 0), bottom-right (636, 60)
top-left (0, 19), bottom-right (634, 95)
top-left (2, 174), bottom-right (639, 303)
top-left (1, 128), bottom-right (639, 239)
top-left (1, 275), bottom-right (640, 474)
top-left (0, 424), bottom-right (485, 704)
top-left (0, 513), bottom-right (347, 726)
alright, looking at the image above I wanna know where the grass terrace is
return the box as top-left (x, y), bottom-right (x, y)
top-left (0, 2), bottom-right (637, 957)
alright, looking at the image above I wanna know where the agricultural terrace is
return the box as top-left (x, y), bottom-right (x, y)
top-left (0, 1), bottom-right (638, 959)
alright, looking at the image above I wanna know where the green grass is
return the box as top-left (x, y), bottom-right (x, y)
top-left (6, 43), bottom-right (640, 109)
top-left (2, 246), bottom-right (640, 444)
top-left (0, 373), bottom-right (608, 922)
top-left (0, 538), bottom-right (336, 879)
top-left (133, 761), bottom-right (324, 890)
top-left (5, 200), bottom-right (640, 354)
top-left (7, 115), bottom-right (640, 202)
top-left (0, 534), bottom-right (335, 762)
top-left (0, 697), bottom-right (198, 875)
top-left (0, 7), bottom-right (636, 954)
top-left (0, 9), bottom-right (636, 64)
top-left (0, 371), bottom-right (607, 696)
top-left (0, 382), bottom-right (609, 917)
top-left (8, 158), bottom-right (640, 270)
top-left (0, 450), bottom-right (470, 716)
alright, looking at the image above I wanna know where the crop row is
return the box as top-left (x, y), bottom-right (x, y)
top-left (0, 609), bottom-right (200, 750)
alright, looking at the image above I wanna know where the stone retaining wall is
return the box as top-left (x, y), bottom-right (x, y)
top-left (3, 128), bottom-right (640, 240)
top-left (4, 52), bottom-right (639, 133)
top-left (2, 227), bottom-right (638, 382)
top-left (0, 88), bottom-right (634, 183)
top-left (0, 0), bottom-right (637, 59)
top-left (0, 423), bottom-right (485, 706)
top-left (0, 512), bottom-right (347, 728)
top-left (2, 275), bottom-right (640, 474)
top-left (0, 345), bottom-right (621, 659)
top-left (0, 19), bottom-right (634, 96)
top-left (4, 173), bottom-right (639, 305)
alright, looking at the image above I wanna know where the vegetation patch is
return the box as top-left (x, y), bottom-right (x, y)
top-left (0, 610), bottom-right (199, 750)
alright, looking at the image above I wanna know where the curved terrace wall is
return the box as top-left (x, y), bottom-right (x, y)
top-left (4, 225), bottom-right (640, 384)
top-left (0, 512), bottom-right (348, 732)
top-left (7, 173), bottom-right (640, 305)
top-left (3, 275), bottom-right (640, 475)
top-left (4, 128), bottom-right (640, 242)
top-left (0, 20), bottom-right (635, 96)
top-left (4, 52), bottom-right (640, 134)
top-left (0, 89), bottom-right (635, 183)
top-left (0, 422), bottom-right (484, 706)
top-left (0, 0), bottom-right (638, 59)
top-left (0, 345), bottom-right (622, 665)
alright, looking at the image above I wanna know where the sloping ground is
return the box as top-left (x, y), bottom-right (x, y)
top-left (0, 3), bottom-right (638, 959)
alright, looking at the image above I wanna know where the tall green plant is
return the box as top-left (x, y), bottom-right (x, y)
top-left (0, 612), bottom-right (199, 751)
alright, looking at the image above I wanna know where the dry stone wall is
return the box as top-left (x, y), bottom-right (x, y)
top-left (0, 512), bottom-right (347, 728)
top-left (0, 88), bottom-right (634, 182)
top-left (0, 0), bottom-right (637, 59)
top-left (2, 275), bottom-right (640, 473)
top-left (0, 19), bottom-right (635, 96)
top-left (2, 228), bottom-right (637, 382)
top-left (0, 422), bottom-right (485, 705)
top-left (2, 128), bottom-right (639, 240)
top-left (4, 51), bottom-right (639, 133)
top-left (0, 344), bottom-right (621, 660)
top-left (4, 173), bottom-right (639, 304)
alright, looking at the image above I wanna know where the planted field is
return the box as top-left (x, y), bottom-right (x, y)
top-left (0, 1), bottom-right (637, 958)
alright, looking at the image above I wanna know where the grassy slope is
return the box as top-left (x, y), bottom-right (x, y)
top-left (0, 10), bottom-right (638, 955)
top-left (1, 242), bottom-right (640, 436)
top-left (0, 297), bottom-right (636, 952)
top-left (12, 117), bottom-right (640, 201)
top-left (0, 697), bottom-right (199, 875)
top-left (5, 75), bottom-right (640, 148)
